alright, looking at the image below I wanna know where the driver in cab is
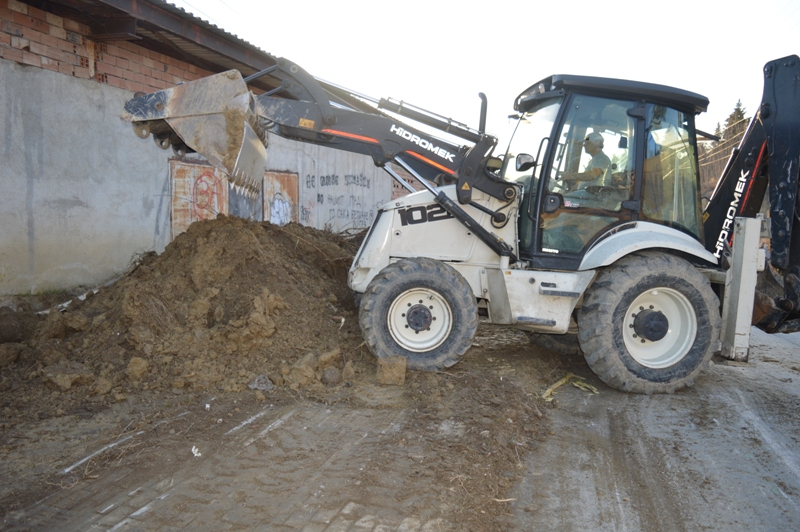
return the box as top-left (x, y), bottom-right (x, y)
top-left (561, 132), bottom-right (611, 190)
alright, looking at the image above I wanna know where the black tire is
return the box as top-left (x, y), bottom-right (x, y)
top-left (528, 332), bottom-right (583, 356)
top-left (577, 251), bottom-right (721, 394)
top-left (359, 257), bottom-right (478, 370)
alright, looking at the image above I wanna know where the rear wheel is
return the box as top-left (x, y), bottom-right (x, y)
top-left (577, 251), bottom-right (720, 394)
top-left (359, 258), bottom-right (478, 370)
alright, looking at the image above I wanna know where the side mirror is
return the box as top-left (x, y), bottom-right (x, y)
top-left (516, 153), bottom-right (536, 172)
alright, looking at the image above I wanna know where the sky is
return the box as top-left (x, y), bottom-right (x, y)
top-left (169, 0), bottom-right (800, 149)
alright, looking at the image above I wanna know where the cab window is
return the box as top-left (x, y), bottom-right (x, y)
top-left (540, 95), bottom-right (637, 254)
top-left (641, 105), bottom-right (703, 239)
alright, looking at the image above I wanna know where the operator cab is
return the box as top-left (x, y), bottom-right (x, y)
top-left (502, 75), bottom-right (709, 270)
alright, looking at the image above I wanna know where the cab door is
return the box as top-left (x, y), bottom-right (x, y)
top-left (536, 94), bottom-right (640, 264)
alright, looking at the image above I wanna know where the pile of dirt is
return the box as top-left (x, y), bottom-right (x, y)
top-left (0, 216), bottom-right (366, 424)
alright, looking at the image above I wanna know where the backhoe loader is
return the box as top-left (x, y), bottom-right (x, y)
top-left (122, 55), bottom-right (800, 394)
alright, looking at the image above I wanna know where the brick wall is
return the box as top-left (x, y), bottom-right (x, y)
top-left (0, 0), bottom-right (213, 93)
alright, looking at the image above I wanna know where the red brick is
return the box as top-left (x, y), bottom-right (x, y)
top-left (7, 0), bottom-right (26, 14)
top-left (19, 26), bottom-right (42, 42)
top-left (55, 39), bottom-right (74, 52)
top-left (45, 12), bottom-right (63, 28)
top-left (40, 43), bottom-right (68, 62)
top-left (128, 61), bottom-right (140, 74)
top-left (39, 32), bottom-right (56, 48)
top-left (28, 40), bottom-right (45, 55)
top-left (2, 20), bottom-right (23, 36)
top-left (14, 12), bottom-right (47, 32)
top-left (10, 35), bottom-right (28, 49)
top-left (63, 18), bottom-right (81, 32)
top-left (49, 26), bottom-right (66, 39)
top-left (106, 74), bottom-right (125, 89)
top-left (28, 5), bottom-right (47, 22)
top-left (58, 62), bottom-right (73, 75)
top-left (40, 56), bottom-right (58, 71)
top-left (96, 60), bottom-right (122, 78)
top-left (130, 81), bottom-right (149, 94)
top-left (115, 57), bottom-right (129, 71)
top-left (0, 0), bottom-right (8, 9)
top-left (1, 45), bottom-right (23, 62)
top-left (118, 47), bottom-right (139, 63)
top-left (73, 65), bottom-right (90, 79)
top-left (0, 32), bottom-right (10, 46)
top-left (0, 6), bottom-right (13, 19)
top-left (21, 50), bottom-right (39, 66)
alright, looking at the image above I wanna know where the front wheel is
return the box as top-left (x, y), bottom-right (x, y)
top-left (578, 252), bottom-right (720, 394)
top-left (359, 258), bottom-right (478, 370)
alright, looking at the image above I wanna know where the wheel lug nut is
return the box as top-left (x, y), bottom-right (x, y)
top-left (405, 325), bottom-right (409, 328)
top-left (649, 305), bottom-right (654, 309)
top-left (639, 306), bottom-right (644, 311)
top-left (629, 324), bottom-right (633, 328)
top-left (407, 303), bottom-right (411, 307)
top-left (641, 339), bottom-right (646, 343)
top-left (429, 306), bottom-right (433, 309)
top-left (415, 331), bottom-right (419, 334)
top-left (402, 313), bottom-right (405, 317)
top-left (633, 334), bottom-right (638, 338)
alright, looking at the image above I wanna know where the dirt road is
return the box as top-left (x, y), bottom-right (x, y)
top-left (514, 329), bottom-right (800, 531)
top-left (4, 328), bottom-right (799, 531)
top-left (1, 325), bottom-right (553, 531)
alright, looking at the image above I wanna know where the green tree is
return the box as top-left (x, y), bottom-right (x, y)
top-left (723, 100), bottom-right (747, 140)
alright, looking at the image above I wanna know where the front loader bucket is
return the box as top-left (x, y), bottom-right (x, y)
top-left (123, 70), bottom-right (267, 192)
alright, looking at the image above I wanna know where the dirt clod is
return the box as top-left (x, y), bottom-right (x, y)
top-left (43, 362), bottom-right (94, 391)
top-left (0, 343), bottom-right (24, 367)
top-left (126, 357), bottom-right (149, 380)
top-left (376, 355), bottom-right (407, 385)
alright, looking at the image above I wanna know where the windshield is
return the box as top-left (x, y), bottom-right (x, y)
top-left (502, 97), bottom-right (563, 183)
top-left (502, 97), bottom-right (562, 257)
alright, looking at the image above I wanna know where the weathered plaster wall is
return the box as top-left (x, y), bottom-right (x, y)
top-left (0, 61), bottom-right (395, 296)
top-left (0, 59), bottom-right (172, 295)
top-left (266, 134), bottom-right (392, 232)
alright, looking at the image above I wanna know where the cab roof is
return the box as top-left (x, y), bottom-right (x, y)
top-left (516, 74), bottom-right (709, 115)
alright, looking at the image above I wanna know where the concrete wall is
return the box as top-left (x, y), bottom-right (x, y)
top-left (0, 1), bottom-right (395, 296)
top-left (0, 58), bottom-right (394, 296)
top-left (0, 58), bottom-right (172, 295)
top-left (265, 134), bottom-right (392, 233)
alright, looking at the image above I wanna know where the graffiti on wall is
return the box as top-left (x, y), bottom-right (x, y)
top-left (263, 172), bottom-right (299, 226)
top-left (171, 161), bottom-right (228, 238)
top-left (303, 172), bottom-right (376, 229)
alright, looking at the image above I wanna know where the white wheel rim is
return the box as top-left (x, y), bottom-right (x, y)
top-left (387, 288), bottom-right (453, 352)
top-left (622, 288), bottom-right (696, 368)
